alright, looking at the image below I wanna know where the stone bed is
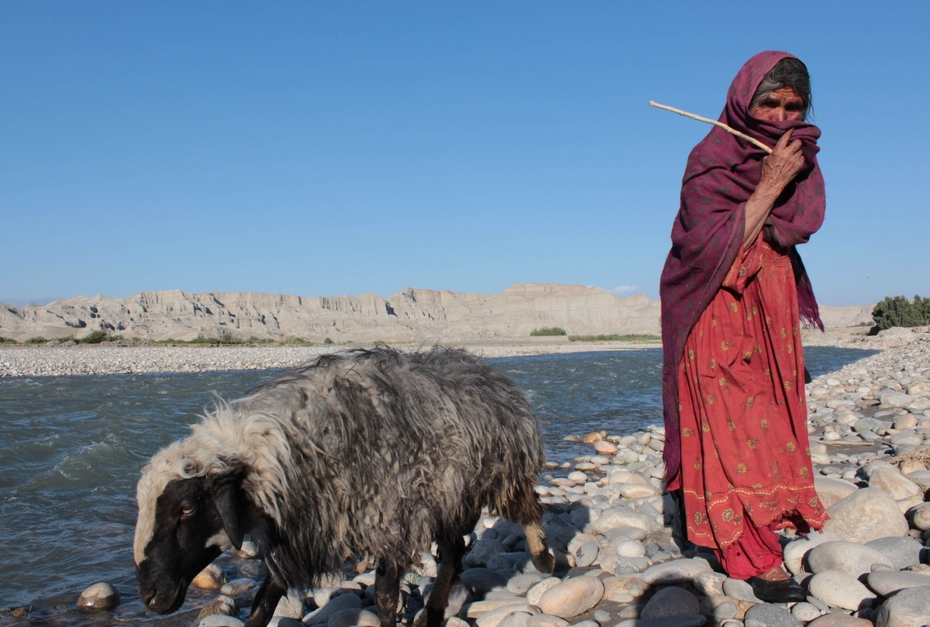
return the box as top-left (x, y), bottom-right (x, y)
top-left (17, 331), bottom-right (930, 627)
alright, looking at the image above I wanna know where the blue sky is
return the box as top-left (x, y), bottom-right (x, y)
top-left (1, 3), bottom-right (927, 307)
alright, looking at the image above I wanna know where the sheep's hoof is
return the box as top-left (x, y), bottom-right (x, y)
top-left (532, 549), bottom-right (556, 574)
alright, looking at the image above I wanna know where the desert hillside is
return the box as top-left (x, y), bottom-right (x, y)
top-left (0, 283), bottom-right (874, 343)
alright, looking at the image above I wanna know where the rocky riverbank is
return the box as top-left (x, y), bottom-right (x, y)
top-left (0, 340), bottom-right (660, 378)
top-left (4, 329), bottom-right (929, 627)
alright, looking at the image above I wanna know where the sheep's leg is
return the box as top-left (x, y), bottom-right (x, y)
top-left (245, 575), bottom-right (285, 627)
top-left (416, 535), bottom-right (466, 627)
top-left (374, 560), bottom-right (401, 627)
top-left (520, 494), bottom-right (555, 574)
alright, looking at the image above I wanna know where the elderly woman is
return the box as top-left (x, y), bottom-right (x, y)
top-left (659, 51), bottom-right (827, 602)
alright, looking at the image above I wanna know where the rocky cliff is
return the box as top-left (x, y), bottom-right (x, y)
top-left (0, 283), bottom-right (874, 343)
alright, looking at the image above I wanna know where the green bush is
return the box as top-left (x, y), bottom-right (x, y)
top-left (25, 336), bottom-right (47, 344)
top-left (0, 336), bottom-right (16, 344)
top-left (323, 337), bottom-right (334, 345)
top-left (871, 295), bottom-right (930, 332)
top-left (530, 327), bottom-right (567, 337)
top-left (80, 330), bottom-right (109, 344)
top-left (568, 333), bottom-right (661, 343)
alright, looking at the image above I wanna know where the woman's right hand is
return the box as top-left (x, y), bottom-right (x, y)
top-left (758, 129), bottom-right (805, 197)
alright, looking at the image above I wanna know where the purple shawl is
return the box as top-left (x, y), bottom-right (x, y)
top-left (659, 51), bottom-right (826, 480)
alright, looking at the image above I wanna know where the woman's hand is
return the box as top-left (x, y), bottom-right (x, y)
top-left (742, 129), bottom-right (805, 250)
top-left (757, 129), bottom-right (805, 197)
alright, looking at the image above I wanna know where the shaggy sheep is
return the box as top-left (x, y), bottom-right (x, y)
top-left (134, 346), bottom-right (554, 627)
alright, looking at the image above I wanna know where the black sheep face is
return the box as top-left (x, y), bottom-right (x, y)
top-left (136, 475), bottom-right (243, 614)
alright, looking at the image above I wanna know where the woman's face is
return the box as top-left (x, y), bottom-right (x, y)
top-left (749, 87), bottom-right (805, 121)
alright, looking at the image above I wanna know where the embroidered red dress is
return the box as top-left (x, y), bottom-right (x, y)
top-left (671, 235), bottom-right (827, 578)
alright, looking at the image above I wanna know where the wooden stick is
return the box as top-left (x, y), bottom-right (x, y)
top-left (649, 101), bottom-right (772, 154)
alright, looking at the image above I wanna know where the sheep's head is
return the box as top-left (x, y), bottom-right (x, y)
top-left (135, 459), bottom-right (245, 615)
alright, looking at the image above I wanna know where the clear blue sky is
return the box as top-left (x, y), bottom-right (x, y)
top-left (2, 3), bottom-right (927, 307)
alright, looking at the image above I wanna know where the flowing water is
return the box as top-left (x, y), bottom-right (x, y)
top-left (0, 346), bottom-right (876, 623)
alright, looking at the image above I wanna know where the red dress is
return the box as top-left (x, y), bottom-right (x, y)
top-left (671, 235), bottom-right (827, 578)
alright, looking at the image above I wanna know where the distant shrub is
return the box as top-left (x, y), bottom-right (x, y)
top-left (530, 327), bottom-right (567, 337)
top-left (0, 336), bottom-right (15, 344)
top-left (25, 336), bottom-right (47, 344)
top-left (323, 337), bottom-right (334, 345)
top-left (568, 333), bottom-right (661, 343)
top-left (80, 330), bottom-right (109, 344)
top-left (871, 295), bottom-right (930, 332)
top-left (276, 337), bottom-right (313, 346)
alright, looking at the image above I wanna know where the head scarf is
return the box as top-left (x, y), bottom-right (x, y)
top-left (659, 51), bottom-right (826, 480)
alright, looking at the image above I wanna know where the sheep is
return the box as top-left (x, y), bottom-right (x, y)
top-left (134, 346), bottom-right (555, 627)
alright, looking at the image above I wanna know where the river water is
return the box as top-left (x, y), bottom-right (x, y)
top-left (0, 346), bottom-right (876, 623)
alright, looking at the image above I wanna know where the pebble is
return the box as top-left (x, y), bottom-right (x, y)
top-left (192, 563), bottom-right (227, 590)
top-left (76, 582), bottom-right (120, 610)
top-left (640, 558), bottom-right (712, 585)
top-left (302, 591), bottom-right (361, 625)
top-left (807, 615), bottom-right (873, 627)
top-left (866, 570), bottom-right (930, 596)
top-left (327, 609), bottom-right (380, 627)
top-left (744, 602), bottom-right (803, 627)
top-left (640, 587), bottom-right (699, 619)
top-left (807, 570), bottom-right (877, 611)
top-left (872, 585), bottom-right (930, 627)
top-left (198, 616), bottom-right (245, 627)
top-left (863, 536), bottom-right (926, 570)
top-left (722, 577), bottom-right (762, 603)
top-left (806, 540), bottom-right (893, 575)
top-left (536, 576), bottom-right (604, 618)
top-left (824, 487), bottom-right (910, 543)
top-left (783, 530), bottom-right (846, 575)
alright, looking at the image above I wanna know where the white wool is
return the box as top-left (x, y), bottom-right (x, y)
top-left (134, 405), bottom-right (293, 565)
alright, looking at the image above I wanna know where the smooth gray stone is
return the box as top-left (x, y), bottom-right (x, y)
top-left (328, 608), bottom-right (380, 627)
top-left (574, 541), bottom-right (600, 567)
top-left (872, 586), bottom-right (930, 627)
top-left (465, 538), bottom-right (508, 567)
top-left (302, 591), bottom-right (362, 625)
top-left (790, 602), bottom-right (822, 623)
top-left (640, 587), bottom-right (699, 619)
top-left (807, 541), bottom-right (893, 576)
top-left (864, 537), bottom-right (927, 570)
top-left (614, 616), bottom-right (706, 627)
top-left (783, 530), bottom-right (846, 574)
top-left (507, 573), bottom-right (543, 595)
top-left (744, 602), bottom-right (802, 627)
top-left (866, 570), bottom-right (930, 596)
top-left (640, 558), bottom-right (711, 584)
top-left (722, 577), bottom-right (761, 603)
top-left (198, 617), bottom-right (245, 627)
top-left (76, 582), bottom-right (120, 610)
top-left (824, 488), bottom-right (909, 543)
top-left (460, 568), bottom-right (510, 596)
top-left (807, 571), bottom-right (876, 612)
top-left (692, 571), bottom-right (727, 597)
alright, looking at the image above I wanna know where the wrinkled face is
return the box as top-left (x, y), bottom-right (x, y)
top-left (135, 477), bottom-right (233, 614)
top-left (749, 86), bottom-right (805, 121)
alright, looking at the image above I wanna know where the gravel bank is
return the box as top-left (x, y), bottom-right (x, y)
top-left (0, 341), bottom-right (659, 378)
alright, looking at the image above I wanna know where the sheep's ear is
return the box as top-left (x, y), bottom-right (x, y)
top-left (210, 474), bottom-right (244, 550)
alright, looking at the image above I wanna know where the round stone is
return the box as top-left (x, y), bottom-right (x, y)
top-left (302, 590), bottom-right (362, 625)
top-left (640, 587), bottom-right (699, 619)
top-left (872, 585), bottom-right (930, 627)
top-left (192, 563), bottom-right (227, 590)
top-left (866, 570), bottom-right (930, 596)
top-left (640, 558), bottom-right (712, 585)
top-left (824, 487), bottom-right (909, 543)
top-left (614, 540), bottom-right (646, 559)
top-left (537, 576), bottom-right (604, 619)
top-left (327, 608), bottom-right (380, 627)
top-left (76, 582), bottom-right (120, 610)
top-left (574, 541), bottom-right (599, 568)
top-left (783, 530), bottom-right (846, 575)
top-left (791, 602), bottom-right (822, 623)
top-left (526, 577), bottom-right (561, 607)
top-left (507, 573), bottom-right (543, 595)
top-left (744, 602), bottom-right (802, 627)
top-left (692, 571), bottom-right (727, 597)
top-left (198, 616), bottom-right (245, 627)
top-left (807, 570), bottom-right (876, 611)
top-left (807, 541), bottom-right (893, 576)
top-left (864, 537), bottom-right (926, 570)
top-left (220, 577), bottom-right (258, 596)
top-left (910, 502), bottom-right (930, 531)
